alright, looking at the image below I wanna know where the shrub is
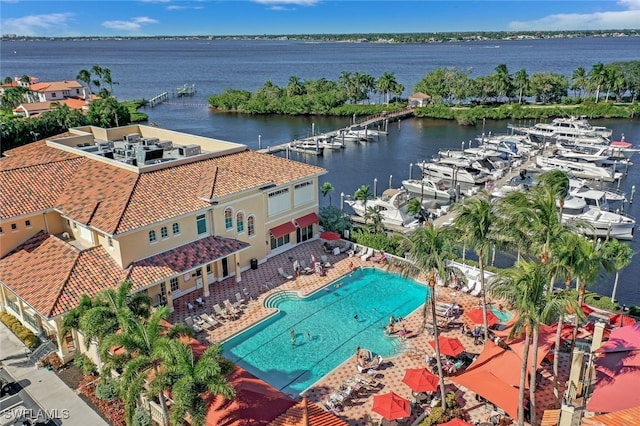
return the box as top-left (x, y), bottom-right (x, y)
top-left (132, 406), bottom-right (151, 426)
top-left (583, 292), bottom-right (618, 311)
top-left (419, 406), bottom-right (444, 426)
top-left (74, 354), bottom-right (98, 376)
top-left (95, 378), bottom-right (120, 401)
top-left (0, 312), bottom-right (40, 349)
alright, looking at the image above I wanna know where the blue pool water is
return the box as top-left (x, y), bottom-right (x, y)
top-left (490, 306), bottom-right (513, 323)
top-left (222, 268), bottom-right (428, 395)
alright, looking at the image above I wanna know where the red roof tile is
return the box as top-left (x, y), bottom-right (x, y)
top-left (128, 236), bottom-right (249, 285)
top-left (269, 397), bottom-right (349, 426)
top-left (1, 139), bottom-right (79, 171)
top-left (582, 406), bottom-right (640, 425)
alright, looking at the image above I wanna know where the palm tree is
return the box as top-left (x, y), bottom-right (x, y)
top-left (100, 306), bottom-right (177, 426)
top-left (601, 238), bottom-right (635, 302)
top-left (513, 69), bottom-right (529, 104)
top-left (320, 182), bottom-right (335, 206)
top-left (102, 67), bottom-right (118, 96)
top-left (76, 69), bottom-right (93, 95)
top-left (286, 75), bottom-right (304, 97)
top-left (571, 67), bottom-right (588, 98)
top-left (152, 340), bottom-right (235, 426)
top-left (588, 62), bottom-right (607, 103)
top-left (376, 72), bottom-right (398, 105)
top-left (354, 185), bottom-right (373, 211)
top-left (450, 191), bottom-right (495, 343)
top-left (492, 64), bottom-right (512, 102)
top-left (392, 223), bottom-right (458, 410)
top-left (363, 205), bottom-right (385, 234)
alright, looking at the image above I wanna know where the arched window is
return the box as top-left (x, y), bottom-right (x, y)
top-left (172, 223), bottom-right (180, 235)
top-left (248, 216), bottom-right (255, 236)
top-left (224, 208), bottom-right (233, 230)
top-left (160, 226), bottom-right (168, 239)
top-left (149, 230), bottom-right (156, 242)
top-left (237, 212), bottom-right (244, 233)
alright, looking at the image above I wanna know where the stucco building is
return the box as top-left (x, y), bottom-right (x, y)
top-left (0, 124), bottom-right (326, 362)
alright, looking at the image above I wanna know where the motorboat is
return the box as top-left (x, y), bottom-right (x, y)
top-left (288, 139), bottom-right (324, 155)
top-left (561, 195), bottom-right (635, 240)
top-left (556, 140), bottom-right (639, 160)
top-left (401, 177), bottom-right (456, 202)
top-left (335, 129), bottom-right (368, 143)
top-left (476, 133), bottom-right (540, 157)
top-left (348, 125), bottom-right (384, 140)
top-left (535, 155), bottom-right (620, 182)
top-left (509, 116), bottom-right (613, 144)
top-left (418, 157), bottom-right (496, 185)
top-left (344, 188), bottom-right (419, 228)
top-left (312, 135), bottom-right (345, 150)
top-left (490, 172), bottom-right (536, 198)
top-left (569, 179), bottom-right (626, 207)
top-left (554, 146), bottom-right (632, 171)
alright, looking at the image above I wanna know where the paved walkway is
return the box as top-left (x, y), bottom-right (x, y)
top-left (0, 323), bottom-right (108, 426)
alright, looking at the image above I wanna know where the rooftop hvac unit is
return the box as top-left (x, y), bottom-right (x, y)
top-left (178, 144), bottom-right (201, 157)
top-left (96, 141), bottom-right (114, 150)
top-left (124, 133), bottom-right (140, 143)
top-left (156, 140), bottom-right (173, 151)
top-left (136, 146), bottom-right (164, 164)
top-left (140, 137), bottom-right (160, 146)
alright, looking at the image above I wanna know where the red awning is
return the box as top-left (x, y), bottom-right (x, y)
top-left (295, 212), bottom-right (320, 228)
top-left (270, 222), bottom-right (296, 239)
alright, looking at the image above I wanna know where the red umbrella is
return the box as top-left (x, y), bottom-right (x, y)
top-left (319, 231), bottom-right (341, 241)
top-left (372, 392), bottom-right (411, 421)
top-left (430, 336), bottom-right (465, 357)
top-left (467, 308), bottom-right (500, 326)
top-left (439, 419), bottom-right (475, 426)
top-left (609, 314), bottom-right (637, 328)
top-left (568, 303), bottom-right (594, 316)
top-left (402, 368), bottom-right (439, 393)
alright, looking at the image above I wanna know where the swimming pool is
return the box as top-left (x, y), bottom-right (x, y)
top-left (222, 268), bottom-right (428, 395)
top-left (490, 306), bottom-right (513, 323)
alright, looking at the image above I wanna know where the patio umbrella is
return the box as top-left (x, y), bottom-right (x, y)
top-left (320, 231), bottom-right (341, 241)
top-left (439, 419), bottom-right (474, 426)
top-left (467, 308), bottom-right (500, 326)
top-left (430, 336), bottom-right (465, 357)
top-left (402, 368), bottom-right (439, 393)
top-left (372, 392), bottom-right (411, 421)
top-left (609, 313), bottom-right (636, 328)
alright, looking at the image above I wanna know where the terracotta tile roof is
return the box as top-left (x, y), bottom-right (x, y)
top-left (0, 156), bottom-right (84, 219)
top-left (116, 150), bottom-right (324, 233)
top-left (29, 80), bottom-right (83, 92)
top-left (128, 235), bottom-right (249, 286)
top-left (269, 397), bottom-right (349, 426)
top-left (1, 139), bottom-right (79, 170)
top-left (0, 232), bottom-right (248, 318)
top-left (582, 406), bottom-right (640, 425)
top-left (55, 160), bottom-right (138, 233)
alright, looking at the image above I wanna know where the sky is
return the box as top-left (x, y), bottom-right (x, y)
top-left (1, 0), bottom-right (639, 37)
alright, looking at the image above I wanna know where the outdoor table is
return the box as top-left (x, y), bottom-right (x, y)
top-left (380, 419), bottom-right (398, 426)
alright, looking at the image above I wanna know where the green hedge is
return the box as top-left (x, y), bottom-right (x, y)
top-left (0, 312), bottom-right (40, 349)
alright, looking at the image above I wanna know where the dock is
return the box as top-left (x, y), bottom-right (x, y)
top-left (256, 106), bottom-right (415, 155)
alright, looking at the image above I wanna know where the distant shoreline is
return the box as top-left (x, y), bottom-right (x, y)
top-left (2, 30), bottom-right (638, 43)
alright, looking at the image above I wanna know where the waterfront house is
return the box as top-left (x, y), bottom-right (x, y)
top-left (0, 124), bottom-right (326, 364)
top-left (408, 92), bottom-right (431, 107)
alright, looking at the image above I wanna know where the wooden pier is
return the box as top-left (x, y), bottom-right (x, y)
top-left (256, 106), bottom-right (416, 155)
top-left (148, 92), bottom-right (169, 107)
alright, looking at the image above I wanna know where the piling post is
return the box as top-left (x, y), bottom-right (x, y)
top-left (373, 178), bottom-right (378, 198)
top-left (409, 163), bottom-right (413, 180)
top-left (258, 135), bottom-right (262, 150)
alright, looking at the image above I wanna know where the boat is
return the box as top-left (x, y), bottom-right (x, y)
top-left (569, 178), bottom-right (627, 205)
top-left (344, 188), bottom-right (419, 228)
top-left (417, 157), bottom-right (496, 185)
top-left (535, 155), bottom-right (621, 182)
top-left (334, 129), bottom-right (368, 143)
top-left (288, 140), bottom-right (324, 156)
top-left (508, 116), bottom-right (613, 144)
top-left (313, 135), bottom-right (345, 150)
top-left (490, 171), bottom-right (536, 198)
top-left (561, 195), bottom-right (635, 240)
top-left (476, 133), bottom-right (541, 157)
top-left (401, 177), bottom-right (456, 202)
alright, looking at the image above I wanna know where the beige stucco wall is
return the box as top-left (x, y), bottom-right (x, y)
top-left (0, 211), bottom-right (64, 257)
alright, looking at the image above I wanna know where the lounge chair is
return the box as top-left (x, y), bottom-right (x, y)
top-left (360, 247), bottom-right (374, 261)
top-left (339, 241), bottom-right (352, 253)
top-left (277, 267), bottom-right (294, 280)
top-left (224, 300), bottom-right (240, 319)
top-left (320, 255), bottom-right (332, 268)
top-left (212, 304), bottom-right (227, 321)
top-left (299, 260), bottom-right (314, 274)
top-left (234, 292), bottom-right (246, 308)
top-left (371, 251), bottom-right (387, 263)
top-left (184, 316), bottom-right (202, 333)
top-left (200, 313), bottom-right (220, 328)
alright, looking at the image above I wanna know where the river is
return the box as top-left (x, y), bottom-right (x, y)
top-left (2, 36), bottom-right (639, 306)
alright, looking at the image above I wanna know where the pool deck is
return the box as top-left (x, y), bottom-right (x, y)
top-left (169, 239), bottom-right (570, 426)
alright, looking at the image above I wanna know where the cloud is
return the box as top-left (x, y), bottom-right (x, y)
top-left (102, 16), bottom-right (159, 32)
top-left (252, 0), bottom-right (319, 6)
top-left (618, 0), bottom-right (640, 9)
top-left (166, 4), bottom-right (204, 10)
top-left (0, 13), bottom-right (75, 36)
top-left (508, 10), bottom-right (640, 31)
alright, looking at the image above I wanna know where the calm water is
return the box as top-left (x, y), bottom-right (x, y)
top-left (2, 37), bottom-right (639, 305)
top-left (223, 268), bottom-right (427, 395)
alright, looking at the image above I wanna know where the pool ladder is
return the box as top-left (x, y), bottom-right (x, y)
top-left (264, 290), bottom-right (297, 309)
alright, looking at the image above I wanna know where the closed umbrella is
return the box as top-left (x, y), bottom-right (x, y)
top-left (372, 392), bottom-right (410, 421)
top-left (467, 308), bottom-right (500, 326)
top-left (402, 368), bottom-right (439, 393)
top-left (430, 336), bottom-right (465, 357)
top-left (320, 231), bottom-right (341, 241)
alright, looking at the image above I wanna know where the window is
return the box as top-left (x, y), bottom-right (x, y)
top-left (196, 214), bottom-right (207, 235)
top-left (161, 226), bottom-right (168, 239)
top-left (25, 220), bottom-right (31, 228)
top-left (206, 264), bottom-right (212, 274)
top-left (224, 208), bottom-right (233, 230)
top-left (107, 237), bottom-right (113, 248)
top-left (195, 268), bottom-right (203, 277)
top-left (172, 223), bottom-right (180, 235)
top-left (236, 212), bottom-right (244, 233)
top-left (149, 230), bottom-right (157, 242)
top-left (300, 224), bottom-right (313, 242)
top-left (11, 223), bottom-right (17, 231)
top-left (52, 92), bottom-right (57, 98)
top-left (248, 216), bottom-right (255, 236)
top-left (270, 233), bottom-right (290, 250)
top-left (170, 277), bottom-right (179, 292)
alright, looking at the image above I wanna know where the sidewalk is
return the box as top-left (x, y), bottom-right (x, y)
top-left (0, 323), bottom-right (108, 426)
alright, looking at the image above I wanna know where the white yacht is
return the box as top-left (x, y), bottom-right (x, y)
top-left (490, 172), bottom-right (536, 198)
top-left (535, 156), bottom-right (620, 182)
top-left (509, 116), bottom-right (612, 145)
top-left (561, 195), bottom-right (635, 240)
top-left (345, 188), bottom-right (419, 228)
top-left (418, 157), bottom-right (496, 185)
top-left (401, 177), bottom-right (456, 202)
top-left (312, 135), bottom-right (345, 150)
top-left (569, 179), bottom-right (626, 206)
